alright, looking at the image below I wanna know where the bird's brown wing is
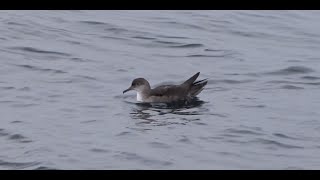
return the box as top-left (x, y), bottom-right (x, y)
top-left (150, 85), bottom-right (184, 97)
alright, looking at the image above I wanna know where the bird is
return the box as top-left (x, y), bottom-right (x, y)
top-left (123, 72), bottom-right (207, 103)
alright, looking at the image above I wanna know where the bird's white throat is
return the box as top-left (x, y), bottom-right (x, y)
top-left (136, 92), bottom-right (143, 102)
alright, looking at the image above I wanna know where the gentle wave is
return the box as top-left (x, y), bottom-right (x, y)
top-left (252, 138), bottom-right (304, 149)
top-left (266, 80), bottom-right (320, 86)
top-left (15, 64), bottom-right (67, 74)
top-left (265, 66), bottom-right (314, 75)
top-left (224, 128), bottom-right (265, 136)
top-left (0, 160), bottom-right (39, 170)
top-left (280, 85), bottom-right (304, 90)
top-left (114, 151), bottom-right (173, 167)
top-left (209, 79), bottom-right (255, 84)
top-left (300, 76), bottom-right (320, 80)
top-left (10, 47), bottom-right (71, 57)
top-left (0, 129), bottom-right (32, 143)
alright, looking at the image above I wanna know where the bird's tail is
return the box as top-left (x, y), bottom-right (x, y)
top-left (189, 78), bottom-right (208, 97)
top-left (181, 72), bottom-right (200, 87)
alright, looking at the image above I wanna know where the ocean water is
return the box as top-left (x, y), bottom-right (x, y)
top-left (0, 10), bottom-right (320, 170)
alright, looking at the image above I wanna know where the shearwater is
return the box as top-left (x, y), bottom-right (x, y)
top-left (123, 72), bottom-right (208, 103)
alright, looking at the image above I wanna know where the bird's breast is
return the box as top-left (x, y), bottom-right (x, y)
top-left (136, 92), bottom-right (143, 102)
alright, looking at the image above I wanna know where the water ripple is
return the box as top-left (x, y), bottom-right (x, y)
top-left (209, 79), bottom-right (255, 84)
top-left (0, 129), bottom-right (32, 143)
top-left (10, 46), bottom-right (71, 57)
top-left (0, 129), bottom-right (10, 136)
top-left (0, 159), bottom-right (39, 169)
top-left (265, 66), bottom-right (314, 75)
top-left (252, 138), bottom-right (304, 149)
top-left (8, 134), bottom-right (32, 143)
top-left (186, 54), bottom-right (227, 58)
top-left (148, 142), bottom-right (171, 149)
top-left (79, 20), bottom-right (107, 25)
top-left (114, 152), bottom-right (173, 167)
top-left (237, 105), bottom-right (266, 108)
top-left (273, 133), bottom-right (300, 140)
top-left (90, 148), bottom-right (111, 153)
top-left (266, 80), bottom-right (320, 86)
top-left (170, 43), bottom-right (204, 48)
top-left (280, 85), bottom-right (304, 90)
top-left (0, 86), bottom-right (15, 90)
top-left (224, 128), bottom-right (265, 136)
top-left (132, 36), bottom-right (157, 40)
top-left (157, 35), bottom-right (189, 39)
top-left (33, 166), bottom-right (57, 170)
top-left (15, 64), bottom-right (67, 74)
top-left (301, 76), bottom-right (320, 80)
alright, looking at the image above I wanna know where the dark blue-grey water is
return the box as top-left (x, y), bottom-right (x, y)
top-left (1, 10), bottom-right (320, 169)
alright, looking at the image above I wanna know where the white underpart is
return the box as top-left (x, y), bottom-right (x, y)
top-left (136, 92), bottom-right (143, 102)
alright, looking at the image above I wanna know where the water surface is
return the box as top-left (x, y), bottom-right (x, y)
top-left (0, 10), bottom-right (320, 169)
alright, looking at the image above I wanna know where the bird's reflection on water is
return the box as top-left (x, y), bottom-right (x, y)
top-left (128, 98), bottom-right (209, 127)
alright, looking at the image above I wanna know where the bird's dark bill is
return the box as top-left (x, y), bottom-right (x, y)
top-left (123, 87), bottom-right (133, 94)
